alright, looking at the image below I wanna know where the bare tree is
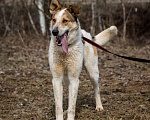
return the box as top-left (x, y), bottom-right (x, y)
top-left (38, 0), bottom-right (46, 35)
top-left (1, 0), bottom-right (11, 36)
top-left (91, 0), bottom-right (95, 36)
top-left (121, 0), bottom-right (126, 41)
top-left (21, 0), bottom-right (39, 35)
top-left (97, 0), bottom-right (103, 32)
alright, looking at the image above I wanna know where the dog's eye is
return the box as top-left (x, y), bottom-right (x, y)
top-left (52, 19), bottom-right (56, 23)
top-left (63, 19), bottom-right (68, 23)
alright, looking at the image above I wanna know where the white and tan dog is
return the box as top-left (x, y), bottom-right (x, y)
top-left (49, 0), bottom-right (117, 119)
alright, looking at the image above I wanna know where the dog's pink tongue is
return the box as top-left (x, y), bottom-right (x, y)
top-left (61, 33), bottom-right (68, 54)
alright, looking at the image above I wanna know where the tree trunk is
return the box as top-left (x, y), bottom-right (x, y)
top-left (121, 0), bottom-right (126, 41)
top-left (1, 0), bottom-right (11, 36)
top-left (21, 0), bottom-right (39, 35)
top-left (97, 0), bottom-right (102, 32)
top-left (38, 0), bottom-right (46, 36)
top-left (91, 0), bottom-right (95, 36)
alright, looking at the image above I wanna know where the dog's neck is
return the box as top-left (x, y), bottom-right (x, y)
top-left (67, 19), bottom-right (82, 46)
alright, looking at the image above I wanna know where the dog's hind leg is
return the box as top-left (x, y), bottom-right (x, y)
top-left (84, 43), bottom-right (104, 111)
top-left (84, 62), bottom-right (104, 111)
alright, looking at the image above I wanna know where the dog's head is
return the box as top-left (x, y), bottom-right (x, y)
top-left (50, 0), bottom-right (80, 54)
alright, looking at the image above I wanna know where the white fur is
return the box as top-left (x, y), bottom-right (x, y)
top-left (49, 19), bottom-right (83, 120)
top-left (54, 9), bottom-right (68, 36)
top-left (49, 4), bottom-right (117, 120)
top-left (82, 29), bottom-right (104, 111)
top-left (94, 26), bottom-right (117, 45)
top-left (58, 9), bottom-right (67, 19)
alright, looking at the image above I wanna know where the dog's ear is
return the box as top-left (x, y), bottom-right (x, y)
top-left (50, 0), bottom-right (61, 15)
top-left (67, 5), bottom-right (80, 19)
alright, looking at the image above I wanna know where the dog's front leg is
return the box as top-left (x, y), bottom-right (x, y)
top-left (52, 77), bottom-right (63, 120)
top-left (67, 76), bottom-right (79, 120)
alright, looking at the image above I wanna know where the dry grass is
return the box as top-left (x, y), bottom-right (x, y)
top-left (0, 35), bottom-right (150, 119)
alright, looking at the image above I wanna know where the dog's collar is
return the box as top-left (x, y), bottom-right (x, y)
top-left (68, 44), bottom-right (71, 46)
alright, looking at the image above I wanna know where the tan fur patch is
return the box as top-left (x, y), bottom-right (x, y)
top-left (92, 46), bottom-right (97, 56)
top-left (67, 5), bottom-right (80, 18)
top-left (82, 38), bottom-right (85, 44)
top-left (53, 63), bottom-right (63, 76)
top-left (60, 11), bottom-right (74, 27)
top-left (82, 34), bottom-right (85, 44)
top-left (65, 10), bottom-right (76, 22)
top-left (50, 0), bottom-right (61, 14)
top-left (92, 38), bottom-right (98, 56)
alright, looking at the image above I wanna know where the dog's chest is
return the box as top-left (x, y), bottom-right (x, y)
top-left (49, 38), bottom-right (84, 74)
top-left (53, 47), bottom-right (82, 65)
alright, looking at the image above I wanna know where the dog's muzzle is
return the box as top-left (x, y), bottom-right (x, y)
top-left (54, 31), bottom-right (69, 54)
top-left (52, 28), bottom-right (59, 36)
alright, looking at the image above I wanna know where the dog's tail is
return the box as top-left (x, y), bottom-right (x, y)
top-left (94, 26), bottom-right (118, 46)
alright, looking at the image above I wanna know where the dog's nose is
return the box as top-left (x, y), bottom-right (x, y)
top-left (52, 29), bottom-right (59, 36)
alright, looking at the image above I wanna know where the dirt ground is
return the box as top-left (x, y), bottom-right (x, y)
top-left (0, 35), bottom-right (150, 120)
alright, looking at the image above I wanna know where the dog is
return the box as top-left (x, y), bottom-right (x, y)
top-left (48, 0), bottom-right (117, 119)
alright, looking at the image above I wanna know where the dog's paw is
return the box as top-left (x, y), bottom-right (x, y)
top-left (96, 107), bottom-right (104, 111)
